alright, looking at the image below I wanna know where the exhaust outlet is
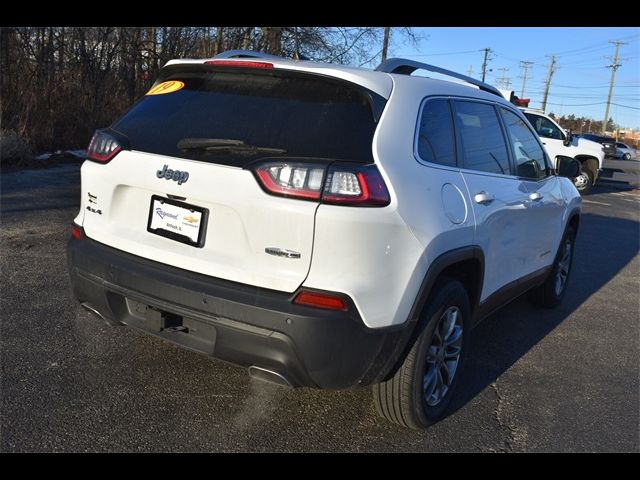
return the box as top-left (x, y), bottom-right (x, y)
top-left (248, 365), bottom-right (293, 387)
top-left (80, 302), bottom-right (124, 326)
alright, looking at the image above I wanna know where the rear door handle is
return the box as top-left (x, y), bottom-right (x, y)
top-left (529, 192), bottom-right (543, 201)
top-left (474, 191), bottom-right (495, 204)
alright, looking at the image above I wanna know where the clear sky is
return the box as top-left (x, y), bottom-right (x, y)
top-left (387, 27), bottom-right (639, 130)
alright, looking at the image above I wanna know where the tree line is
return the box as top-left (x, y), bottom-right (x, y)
top-left (2, 27), bottom-right (417, 162)
top-left (549, 113), bottom-right (618, 138)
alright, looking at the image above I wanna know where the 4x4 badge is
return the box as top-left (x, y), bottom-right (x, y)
top-left (156, 165), bottom-right (189, 185)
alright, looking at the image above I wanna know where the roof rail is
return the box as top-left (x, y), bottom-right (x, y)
top-left (375, 58), bottom-right (503, 98)
top-left (213, 50), bottom-right (282, 60)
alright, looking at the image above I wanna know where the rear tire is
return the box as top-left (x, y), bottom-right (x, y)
top-left (573, 167), bottom-right (593, 195)
top-left (528, 226), bottom-right (576, 309)
top-left (372, 278), bottom-right (471, 429)
top-left (623, 152), bottom-right (631, 161)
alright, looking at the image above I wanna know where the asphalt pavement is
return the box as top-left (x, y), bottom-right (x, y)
top-left (1, 159), bottom-right (638, 452)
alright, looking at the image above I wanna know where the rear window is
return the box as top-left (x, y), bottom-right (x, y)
top-left (111, 66), bottom-right (384, 166)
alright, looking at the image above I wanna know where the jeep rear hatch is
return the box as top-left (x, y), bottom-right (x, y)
top-left (80, 65), bottom-right (385, 293)
top-left (111, 64), bottom-right (384, 167)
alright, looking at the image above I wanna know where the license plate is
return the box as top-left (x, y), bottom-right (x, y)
top-left (147, 196), bottom-right (208, 247)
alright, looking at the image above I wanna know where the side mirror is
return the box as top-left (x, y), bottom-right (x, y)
top-left (563, 129), bottom-right (573, 147)
top-left (556, 155), bottom-right (581, 178)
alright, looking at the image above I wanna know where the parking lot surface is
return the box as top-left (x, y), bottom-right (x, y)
top-left (1, 159), bottom-right (638, 452)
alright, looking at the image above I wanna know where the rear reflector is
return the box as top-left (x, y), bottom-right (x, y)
top-left (71, 225), bottom-right (82, 240)
top-left (293, 291), bottom-right (348, 311)
top-left (205, 60), bottom-right (274, 69)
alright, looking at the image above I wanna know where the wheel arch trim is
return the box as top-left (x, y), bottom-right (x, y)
top-left (365, 245), bottom-right (484, 384)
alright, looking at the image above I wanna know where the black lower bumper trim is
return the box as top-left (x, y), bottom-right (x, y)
top-left (67, 233), bottom-right (404, 389)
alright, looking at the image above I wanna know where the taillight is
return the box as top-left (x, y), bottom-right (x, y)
top-left (293, 291), bottom-right (348, 311)
top-left (87, 130), bottom-right (123, 164)
top-left (204, 60), bottom-right (274, 69)
top-left (254, 162), bottom-right (326, 200)
top-left (322, 164), bottom-right (390, 207)
top-left (252, 161), bottom-right (390, 207)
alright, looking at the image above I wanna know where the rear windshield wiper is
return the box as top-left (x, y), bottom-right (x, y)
top-left (178, 138), bottom-right (287, 155)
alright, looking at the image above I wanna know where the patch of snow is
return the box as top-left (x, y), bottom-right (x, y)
top-left (32, 149), bottom-right (87, 161)
top-left (65, 149), bottom-right (87, 159)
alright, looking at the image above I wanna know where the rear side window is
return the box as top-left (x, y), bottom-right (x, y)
top-left (112, 67), bottom-right (384, 167)
top-left (500, 108), bottom-right (548, 179)
top-left (453, 100), bottom-right (510, 175)
top-left (416, 99), bottom-right (456, 167)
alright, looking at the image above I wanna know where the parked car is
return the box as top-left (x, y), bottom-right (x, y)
top-left (521, 110), bottom-right (605, 195)
top-left (579, 133), bottom-right (617, 158)
top-left (614, 142), bottom-right (637, 160)
top-left (67, 51), bottom-right (582, 430)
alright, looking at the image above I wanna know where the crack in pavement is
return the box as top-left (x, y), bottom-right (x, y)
top-left (488, 381), bottom-right (528, 453)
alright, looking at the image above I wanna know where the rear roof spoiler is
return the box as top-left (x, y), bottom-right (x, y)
top-left (375, 58), bottom-right (503, 99)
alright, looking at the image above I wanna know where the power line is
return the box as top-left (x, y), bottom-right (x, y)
top-left (541, 33), bottom-right (638, 59)
top-left (410, 49), bottom-right (481, 57)
top-left (491, 50), bottom-right (521, 62)
top-left (545, 83), bottom-right (640, 89)
top-left (525, 98), bottom-right (640, 109)
top-left (611, 103), bottom-right (640, 110)
top-left (537, 101), bottom-right (616, 106)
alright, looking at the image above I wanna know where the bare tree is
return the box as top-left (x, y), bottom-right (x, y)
top-left (1, 25), bottom-right (395, 159)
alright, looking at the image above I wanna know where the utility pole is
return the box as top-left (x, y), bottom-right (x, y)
top-left (497, 67), bottom-right (510, 89)
top-left (481, 48), bottom-right (492, 82)
top-left (541, 55), bottom-right (556, 113)
top-left (467, 65), bottom-right (474, 77)
top-left (602, 40), bottom-right (627, 135)
top-left (381, 27), bottom-right (391, 63)
top-left (518, 60), bottom-right (533, 98)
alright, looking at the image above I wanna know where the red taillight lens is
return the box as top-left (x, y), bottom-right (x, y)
top-left (71, 225), bottom-right (82, 240)
top-left (254, 163), bottom-right (326, 200)
top-left (322, 164), bottom-right (390, 207)
top-left (87, 130), bottom-right (122, 163)
top-left (252, 161), bottom-right (390, 207)
top-left (293, 291), bottom-right (348, 311)
top-left (205, 60), bottom-right (274, 69)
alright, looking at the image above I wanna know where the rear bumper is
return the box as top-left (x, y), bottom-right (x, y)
top-left (67, 231), bottom-right (405, 389)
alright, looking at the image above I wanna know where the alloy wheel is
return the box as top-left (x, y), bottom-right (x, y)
top-left (555, 237), bottom-right (572, 296)
top-left (423, 306), bottom-right (463, 407)
top-left (573, 173), bottom-right (589, 190)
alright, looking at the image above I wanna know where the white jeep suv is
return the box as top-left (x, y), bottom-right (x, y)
top-left (67, 51), bottom-right (582, 429)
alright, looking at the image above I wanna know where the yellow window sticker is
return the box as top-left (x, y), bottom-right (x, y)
top-left (146, 80), bottom-right (185, 95)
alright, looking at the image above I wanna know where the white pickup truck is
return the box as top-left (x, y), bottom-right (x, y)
top-left (499, 90), bottom-right (604, 194)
